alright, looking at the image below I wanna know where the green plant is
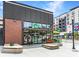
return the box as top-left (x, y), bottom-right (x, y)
top-left (64, 33), bottom-right (67, 39)
top-left (10, 43), bottom-right (14, 46)
top-left (74, 32), bottom-right (79, 40)
top-left (52, 38), bottom-right (62, 43)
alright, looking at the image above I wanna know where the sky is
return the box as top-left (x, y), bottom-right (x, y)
top-left (0, 1), bottom-right (3, 18)
top-left (0, 1), bottom-right (79, 17)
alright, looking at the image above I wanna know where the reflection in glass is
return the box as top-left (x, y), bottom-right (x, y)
top-left (24, 22), bottom-right (32, 28)
top-left (23, 21), bottom-right (51, 44)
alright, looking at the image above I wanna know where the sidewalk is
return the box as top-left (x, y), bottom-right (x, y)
top-left (0, 40), bottom-right (79, 57)
top-left (65, 39), bottom-right (79, 44)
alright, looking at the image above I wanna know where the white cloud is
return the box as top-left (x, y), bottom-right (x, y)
top-left (45, 1), bottom-right (64, 13)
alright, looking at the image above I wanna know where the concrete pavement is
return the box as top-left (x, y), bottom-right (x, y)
top-left (0, 40), bottom-right (79, 57)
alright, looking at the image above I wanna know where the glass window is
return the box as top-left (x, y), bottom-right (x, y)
top-left (32, 23), bottom-right (42, 28)
top-left (42, 24), bottom-right (47, 28)
top-left (24, 22), bottom-right (50, 29)
top-left (38, 23), bottom-right (42, 28)
top-left (72, 11), bottom-right (75, 19)
top-left (24, 22), bottom-right (32, 28)
top-left (47, 25), bottom-right (50, 28)
top-left (32, 23), bottom-right (38, 28)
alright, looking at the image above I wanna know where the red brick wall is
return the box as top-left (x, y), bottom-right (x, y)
top-left (5, 19), bottom-right (22, 44)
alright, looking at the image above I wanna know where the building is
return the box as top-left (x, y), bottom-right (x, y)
top-left (53, 17), bottom-right (59, 31)
top-left (0, 1), bottom-right (53, 45)
top-left (54, 6), bottom-right (79, 39)
top-left (58, 14), bottom-right (66, 32)
top-left (0, 17), bottom-right (3, 45)
top-left (67, 6), bottom-right (79, 39)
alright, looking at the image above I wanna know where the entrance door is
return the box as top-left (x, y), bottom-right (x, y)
top-left (5, 19), bottom-right (22, 44)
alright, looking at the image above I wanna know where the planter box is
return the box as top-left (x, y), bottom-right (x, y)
top-left (2, 44), bottom-right (23, 53)
top-left (42, 44), bottom-right (59, 50)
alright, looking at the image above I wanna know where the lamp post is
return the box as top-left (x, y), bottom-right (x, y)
top-left (72, 19), bottom-right (75, 49)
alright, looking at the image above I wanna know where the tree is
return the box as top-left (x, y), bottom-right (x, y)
top-left (74, 32), bottom-right (79, 40)
top-left (56, 28), bottom-right (61, 32)
top-left (64, 33), bottom-right (67, 39)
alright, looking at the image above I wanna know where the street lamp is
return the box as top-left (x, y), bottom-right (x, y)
top-left (72, 19), bottom-right (75, 49)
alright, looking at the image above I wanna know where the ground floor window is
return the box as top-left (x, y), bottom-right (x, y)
top-left (23, 21), bottom-right (51, 45)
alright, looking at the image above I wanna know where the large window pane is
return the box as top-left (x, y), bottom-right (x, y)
top-left (32, 23), bottom-right (42, 28)
top-left (47, 25), bottom-right (50, 28)
top-left (24, 22), bottom-right (32, 28)
top-left (42, 24), bottom-right (47, 28)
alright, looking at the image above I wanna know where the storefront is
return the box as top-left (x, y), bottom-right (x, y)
top-left (2, 1), bottom-right (53, 45)
top-left (23, 22), bottom-right (50, 44)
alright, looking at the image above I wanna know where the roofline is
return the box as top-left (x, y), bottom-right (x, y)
top-left (70, 6), bottom-right (79, 11)
top-left (4, 1), bottom-right (53, 14)
top-left (54, 6), bottom-right (79, 18)
top-left (54, 11), bottom-right (70, 18)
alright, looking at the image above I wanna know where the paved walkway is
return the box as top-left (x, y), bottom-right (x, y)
top-left (0, 40), bottom-right (79, 57)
